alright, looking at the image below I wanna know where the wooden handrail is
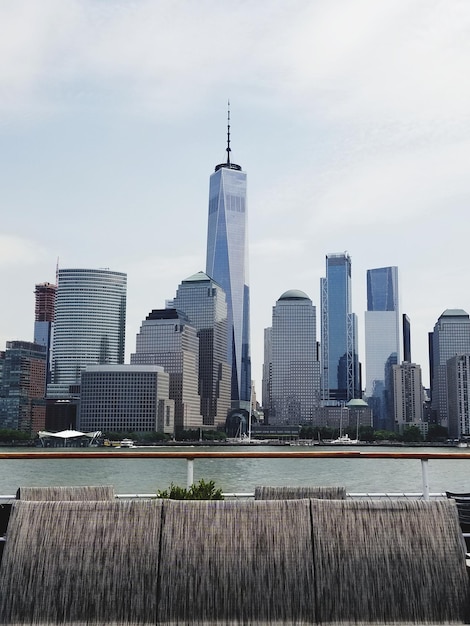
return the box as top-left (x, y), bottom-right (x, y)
top-left (1, 450), bottom-right (470, 460)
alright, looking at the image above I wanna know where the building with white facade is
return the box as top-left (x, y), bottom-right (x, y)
top-left (79, 365), bottom-right (174, 434)
top-left (269, 290), bottom-right (320, 424)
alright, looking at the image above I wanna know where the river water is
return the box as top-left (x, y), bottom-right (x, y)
top-left (1, 445), bottom-right (470, 496)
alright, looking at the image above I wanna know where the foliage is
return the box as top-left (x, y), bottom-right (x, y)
top-left (402, 425), bottom-right (424, 442)
top-left (0, 429), bottom-right (32, 442)
top-left (426, 424), bottom-right (448, 442)
top-left (156, 479), bottom-right (224, 500)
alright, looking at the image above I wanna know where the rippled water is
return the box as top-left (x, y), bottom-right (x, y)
top-left (1, 445), bottom-right (470, 495)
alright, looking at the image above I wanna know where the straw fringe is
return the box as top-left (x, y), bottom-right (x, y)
top-left (254, 485), bottom-right (346, 500)
top-left (16, 485), bottom-right (115, 500)
top-left (0, 497), bottom-right (468, 624)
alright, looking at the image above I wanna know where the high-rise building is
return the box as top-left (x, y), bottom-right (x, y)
top-left (79, 365), bottom-right (174, 435)
top-left (172, 271), bottom-right (231, 428)
top-left (0, 340), bottom-right (46, 432)
top-left (262, 327), bottom-right (272, 417)
top-left (205, 109), bottom-right (251, 411)
top-left (131, 308), bottom-right (202, 433)
top-left (403, 314), bottom-right (411, 362)
top-left (47, 268), bottom-right (127, 399)
top-left (34, 281), bottom-right (56, 385)
top-left (392, 362), bottom-right (423, 432)
top-left (447, 354), bottom-right (470, 439)
top-left (364, 266), bottom-right (400, 430)
top-left (269, 290), bottom-right (320, 424)
top-left (320, 253), bottom-right (360, 402)
top-left (430, 309), bottom-right (470, 427)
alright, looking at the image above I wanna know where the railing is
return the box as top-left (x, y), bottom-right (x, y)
top-left (2, 449), bottom-right (470, 500)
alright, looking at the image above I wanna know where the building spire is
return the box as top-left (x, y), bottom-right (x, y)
top-left (226, 99), bottom-right (231, 165)
top-left (215, 100), bottom-right (242, 172)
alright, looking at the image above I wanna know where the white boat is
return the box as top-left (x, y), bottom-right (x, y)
top-left (119, 438), bottom-right (135, 448)
top-left (330, 434), bottom-right (359, 445)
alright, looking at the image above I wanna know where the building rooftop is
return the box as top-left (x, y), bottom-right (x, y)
top-left (278, 289), bottom-right (310, 301)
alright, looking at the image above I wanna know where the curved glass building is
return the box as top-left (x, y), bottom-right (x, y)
top-left (205, 111), bottom-right (251, 410)
top-left (47, 268), bottom-right (127, 399)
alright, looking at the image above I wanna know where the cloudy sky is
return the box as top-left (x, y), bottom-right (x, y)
top-left (1, 0), bottom-right (469, 393)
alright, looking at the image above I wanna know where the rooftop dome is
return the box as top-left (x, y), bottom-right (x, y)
top-left (279, 289), bottom-right (310, 301)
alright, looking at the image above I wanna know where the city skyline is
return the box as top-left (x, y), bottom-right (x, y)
top-left (1, 2), bottom-right (470, 391)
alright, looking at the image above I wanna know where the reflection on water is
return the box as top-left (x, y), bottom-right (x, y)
top-left (1, 446), bottom-right (469, 495)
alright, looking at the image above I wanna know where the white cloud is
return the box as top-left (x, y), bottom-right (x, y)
top-left (0, 235), bottom-right (46, 267)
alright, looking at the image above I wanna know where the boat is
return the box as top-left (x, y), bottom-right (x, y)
top-left (330, 434), bottom-right (359, 445)
top-left (119, 438), bottom-right (135, 448)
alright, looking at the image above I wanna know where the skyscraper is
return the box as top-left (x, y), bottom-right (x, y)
top-left (364, 266), bottom-right (400, 430)
top-left (0, 340), bottom-right (46, 432)
top-left (447, 354), bottom-right (470, 439)
top-left (47, 268), bottom-right (127, 399)
top-left (172, 271), bottom-right (231, 428)
top-left (269, 290), bottom-right (320, 424)
top-left (34, 281), bottom-right (56, 385)
top-left (392, 362), bottom-right (423, 432)
top-left (131, 308), bottom-right (202, 433)
top-left (320, 253), bottom-right (360, 402)
top-left (430, 309), bottom-right (470, 427)
top-left (205, 108), bottom-right (251, 411)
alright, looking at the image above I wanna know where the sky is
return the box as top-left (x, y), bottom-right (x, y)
top-left (1, 0), bottom-right (470, 395)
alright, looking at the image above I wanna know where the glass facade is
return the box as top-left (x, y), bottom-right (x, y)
top-left (270, 290), bottom-right (320, 424)
top-left (172, 272), bottom-right (231, 428)
top-left (431, 309), bottom-right (470, 427)
top-left (364, 266), bottom-right (400, 430)
top-left (47, 268), bottom-right (127, 399)
top-left (131, 309), bottom-right (202, 433)
top-left (206, 163), bottom-right (251, 410)
top-left (321, 253), bottom-right (359, 402)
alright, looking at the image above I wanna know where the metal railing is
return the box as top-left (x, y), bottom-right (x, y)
top-left (1, 449), bottom-right (470, 500)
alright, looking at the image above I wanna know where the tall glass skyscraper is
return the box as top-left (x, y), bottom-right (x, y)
top-left (47, 268), bottom-right (127, 399)
top-left (269, 290), bottom-right (320, 424)
top-left (364, 266), bottom-right (400, 430)
top-left (430, 309), bottom-right (470, 428)
top-left (172, 271), bottom-right (231, 428)
top-left (321, 253), bottom-right (360, 402)
top-left (205, 110), bottom-right (251, 410)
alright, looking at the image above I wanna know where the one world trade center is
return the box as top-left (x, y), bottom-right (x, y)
top-left (205, 107), bottom-right (251, 411)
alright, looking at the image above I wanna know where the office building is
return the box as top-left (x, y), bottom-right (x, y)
top-left (447, 354), bottom-right (470, 439)
top-left (205, 109), bottom-right (251, 411)
top-left (392, 362), bottom-right (423, 432)
top-left (320, 253), bottom-right (360, 402)
top-left (172, 271), bottom-right (231, 428)
top-left (430, 309), bottom-right (470, 427)
top-left (0, 341), bottom-right (46, 432)
top-left (47, 268), bottom-right (127, 399)
top-left (131, 309), bottom-right (202, 433)
top-left (79, 365), bottom-right (174, 435)
top-left (269, 290), bottom-right (320, 424)
top-left (34, 281), bottom-right (56, 385)
top-left (364, 267), bottom-right (400, 430)
top-left (403, 314), bottom-right (411, 363)
top-left (262, 327), bottom-right (272, 417)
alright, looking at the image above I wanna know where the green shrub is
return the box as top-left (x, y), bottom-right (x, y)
top-left (157, 479), bottom-right (224, 500)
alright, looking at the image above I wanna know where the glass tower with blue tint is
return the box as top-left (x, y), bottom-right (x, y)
top-left (321, 253), bottom-right (360, 402)
top-left (364, 266), bottom-right (400, 430)
top-left (205, 109), bottom-right (251, 410)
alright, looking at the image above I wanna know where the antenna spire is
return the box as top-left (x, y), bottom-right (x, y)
top-left (226, 99), bottom-right (231, 165)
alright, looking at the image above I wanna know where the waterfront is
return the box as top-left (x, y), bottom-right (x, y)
top-left (1, 445), bottom-right (470, 495)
